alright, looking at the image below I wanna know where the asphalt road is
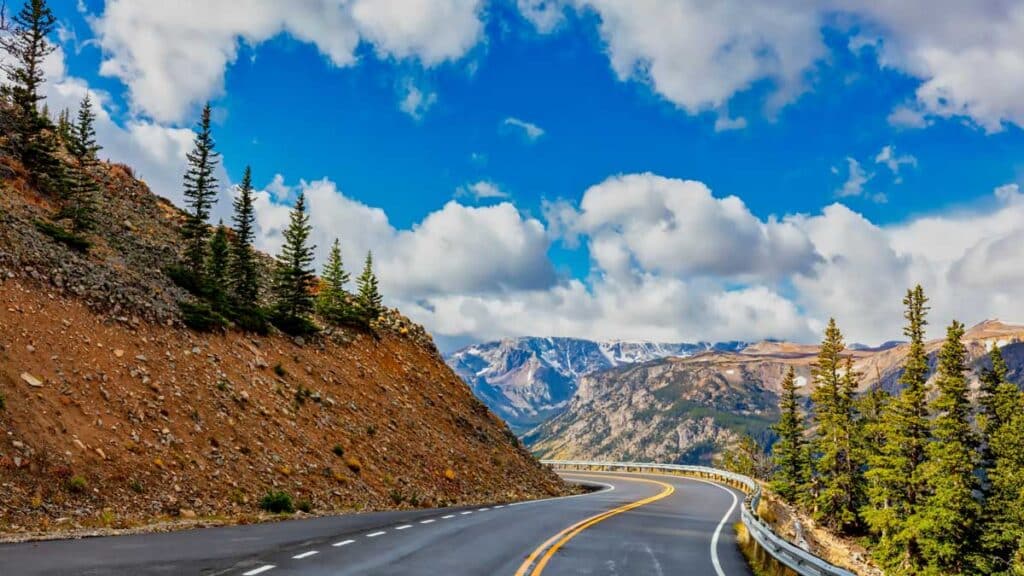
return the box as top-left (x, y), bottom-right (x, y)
top-left (0, 471), bottom-right (752, 576)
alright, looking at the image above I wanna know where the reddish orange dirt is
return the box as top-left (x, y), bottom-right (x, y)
top-left (0, 279), bottom-right (566, 539)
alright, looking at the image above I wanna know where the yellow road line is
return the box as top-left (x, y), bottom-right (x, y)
top-left (514, 474), bottom-right (675, 576)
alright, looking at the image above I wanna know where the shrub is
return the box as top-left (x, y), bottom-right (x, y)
top-left (66, 475), bottom-right (88, 494)
top-left (0, 392), bottom-right (5, 411)
top-left (34, 220), bottom-right (90, 253)
top-left (332, 444), bottom-right (345, 457)
top-left (443, 468), bottom-right (457, 481)
top-left (294, 386), bottom-right (312, 405)
top-left (273, 363), bottom-right (286, 377)
top-left (129, 479), bottom-right (144, 493)
top-left (179, 300), bottom-right (228, 332)
top-left (345, 456), bottom-right (362, 473)
top-left (165, 264), bottom-right (206, 297)
top-left (269, 312), bottom-right (320, 337)
top-left (227, 305), bottom-right (270, 335)
top-left (259, 490), bottom-right (294, 513)
top-left (296, 499), bottom-right (313, 513)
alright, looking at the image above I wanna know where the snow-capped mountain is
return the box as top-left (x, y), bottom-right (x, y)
top-left (445, 337), bottom-right (747, 432)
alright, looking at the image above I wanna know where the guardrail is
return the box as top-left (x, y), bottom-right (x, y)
top-left (542, 460), bottom-right (856, 576)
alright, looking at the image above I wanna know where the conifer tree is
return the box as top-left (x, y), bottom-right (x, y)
top-left (0, 0), bottom-right (56, 175)
top-left (771, 366), bottom-right (807, 502)
top-left (181, 103), bottom-right (220, 276)
top-left (271, 192), bottom-right (316, 328)
top-left (56, 107), bottom-right (72, 143)
top-left (356, 251), bottom-right (383, 322)
top-left (316, 238), bottom-right (352, 323)
top-left (207, 222), bottom-right (230, 311)
top-left (864, 285), bottom-right (931, 575)
top-left (230, 165), bottom-right (259, 304)
top-left (60, 95), bottom-right (100, 232)
top-left (809, 319), bottom-right (862, 533)
top-left (919, 320), bottom-right (980, 575)
top-left (70, 94), bottom-right (100, 160)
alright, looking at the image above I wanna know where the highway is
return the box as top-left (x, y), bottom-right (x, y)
top-left (0, 471), bottom-right (752, 576)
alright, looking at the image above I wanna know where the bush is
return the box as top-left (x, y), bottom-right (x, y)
top-left (0, 392), bottom-right (5, 411)
top-left (165, 264), bottom-right (207, 297)
top-left (34, 220), bottom-right (90, 253)
top-left (129, 479), bottom-right (144, 493)
top-left (66, 475), bottom-right (88, 494)
top-left (332, 444), bottom-right (345, 457)
top-left (179, 300), bottom-right (228, 332)
top-left (345, 457), bottom-right (362, 473)
top-left (269, 311), bottom-right (320, 337)
top-left (296, 499), bottom-right (312, 513)
top-left (227, 305), bottom-right (270, 335)
top-left (259, 490), bottom-right (295, 513)
top-left (273, 363), bottom-right (286, 377)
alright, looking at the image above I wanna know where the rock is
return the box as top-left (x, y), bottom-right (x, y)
top-left (20, 372), bottom-right (43, 387)
top-left (11, 440), bottom-right (25, 450)
top-left (113, 349), bottom-right (125, 358)
top-left (95, 448), bottom-right (107, 459)
top-left (73, 438), bottom-right (87, 451)
top-left (26, 344), bottom-right (35, 353)
top-left (136, 355), bottom-right (147, 362)
top-left (179, 508), bottom-right (196, 519)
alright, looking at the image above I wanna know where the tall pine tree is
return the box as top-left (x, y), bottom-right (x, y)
top-left (316, 238), bottom-right (352, 323)
top-left (919, 320), bottom-right (980, 575)
top-left (230, 165), bottom-right (259, 304)
top-left (271, 192), bottom-right (316, 331)
top-left (356, 251), bottom-right (382, 322)
top-left (181, 103), bottom-right (220, 276)
top-left (771, 366), bottom-right (807, 502)
top-left (809, 319), bottom-right (862, 533)
top-left (864, 285), bottom-right (931, 575)
top-left (0, 0), bottom-right (56, 178)
top-left (60, 95), bottom-right (100, 232)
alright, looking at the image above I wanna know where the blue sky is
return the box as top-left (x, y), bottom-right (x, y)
top-left (32, 0), bottom-right (1024, 350)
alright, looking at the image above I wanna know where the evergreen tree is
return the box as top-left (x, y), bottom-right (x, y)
top-left (979, 344), bottom-right (1016, 465)
top-left (56, 107), bottom-right (72, 143)
top-left (316, 238), bottom-right (352, 323)
top-left (0, 0), bottom-right (56, 175)
top-left (809, 319), bottom-right (862, 533)
top-left (919, 320), bottom-right (980, 575)
top-left (229, 165), bottom-right (259, 304)
top-left (271, 192), bottom-right (316, 328)
top-left (181, 103), bottom-right (220, 276)
top-left (206, 222), bottom-right (230, 311)
top-left (863, 285), bottom-right (931, 575)
top-left (771, 366), bottom-right (807, 502)
top-left (355, 251), bottom-right (383, 322)
top-left (721, 434), bottom-right (771, 479)
top-left (856, 385), bottom-right (890, 481)
top-left (60, 95), bottom-right (100, 232)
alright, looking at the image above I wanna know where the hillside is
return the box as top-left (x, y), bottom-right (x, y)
top-left (446, 337), bottom-right (746, 432)
top-left (0, 154), bottom-right (566, 538)
top-left (527, 321), bottom-right (1024, 463)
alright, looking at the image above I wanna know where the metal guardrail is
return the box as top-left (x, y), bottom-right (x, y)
top-left (542, 460), bottom-right (856, 576)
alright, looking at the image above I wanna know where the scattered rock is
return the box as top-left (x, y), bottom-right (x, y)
top-left (20, 372), bottom-right (43, 387)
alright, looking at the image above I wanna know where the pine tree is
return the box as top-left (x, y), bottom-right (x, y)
top-left (919, 320), bottom-right (980, 575)
top-left (771, 367), bottom-right (807, 502)
top-left (206, 222), bottom-right (230, 312)
top-left (60, 95), bottom-right (100, 232)
top-left (181, 103), bottom-right (220, 276)
top-left (230, 165), bottom-right (259, 304)
top-left (316, 238), bottom-right (352, 323)
top-left (356, 251), bottom-right (383, 322)
top-left (863, 285), bottom-right (931, 575)
top-left (809, 319), bottom-right (862, 533)
top-left (271, 192), bottom-right (316, 330)
top-left (0, 0), bottom-right (56, 175)
top-left (56, 108), bottom-right (72, 144)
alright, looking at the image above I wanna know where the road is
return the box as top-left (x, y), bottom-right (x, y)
top-left (0, 471), bottom-right (752, 576)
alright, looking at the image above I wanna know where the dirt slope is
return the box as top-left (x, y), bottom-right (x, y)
top-left (0, 155), bottom-right (566, 539)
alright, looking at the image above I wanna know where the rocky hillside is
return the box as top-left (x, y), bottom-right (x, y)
top-left (0, 156), bottom-right (566, 539)
top-left (527, 321), bottom-right (1024, 464)
top-left (446, 337), bottom-right (746, 433)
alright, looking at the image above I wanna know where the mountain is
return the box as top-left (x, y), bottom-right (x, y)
top-left (526, 320), bottom-right (1024, 464)
top-left (0, 143), bottom-right (566, 538)
top-left (446, 337), bottom-right (746, 433)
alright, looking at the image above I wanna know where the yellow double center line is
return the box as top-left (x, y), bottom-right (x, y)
top-left (514, 474), bottom-right (675, 576)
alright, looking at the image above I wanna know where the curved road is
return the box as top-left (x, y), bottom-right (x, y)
top-left (0, 471), bottom-right (752, 576)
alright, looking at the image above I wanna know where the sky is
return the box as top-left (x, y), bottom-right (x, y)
top-left (21, 0), bottom-right (1024, 351)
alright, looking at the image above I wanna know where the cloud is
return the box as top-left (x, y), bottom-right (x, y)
top-left (516, 0), bottom-right (567, 33)
top-left (887, 103), bottom-right (932, 129)
top-left (874, 145), bottom-right (917, 182)
top-left (398, 79), bottom-right (438, 120)
top-left (835, 157), bottom-right (873, 199)
top-left (457, 180), bottom-right (509, 200)
top-left (502, 117), bottom-right (545, 141)
top-left (90, 0), bottom-right (484, 122)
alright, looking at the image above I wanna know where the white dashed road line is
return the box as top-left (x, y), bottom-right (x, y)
top-left (460, 511), bottom-right (473, 515)
top-left (367, 531), bottom-right (386, 538)
top-left (292, 551), bottom-right (318, 560)
top-left (396, 525), bottom-right (413, 530)
top-left (332, 539), bottom-right (355, 547)
top-left (442, 514), bottom-right (455, 519)
top-left (478, 508), bottom-right (489, 512)
top-left (243, 566), bottom-right (276, 576)
top-left (420, 519), bottom-right (435, 524)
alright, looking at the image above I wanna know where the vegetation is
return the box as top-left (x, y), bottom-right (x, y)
top-left (181, 102), bottom-right (220, 277)
top-left (270, 191), bottom-right (318, 335)
top-left (179, 300), bottom-right (227, 332)
top-left (230, 165), bottom-right (260, 305)
top-left (259, 490), bottom-right (295, 514)
top-left (762, 284), bottom-right (1024, 575)
top-left (356, 251), bottom-right (383, 323)
top-left (66, 475), bottom-right (88, 494)
top-left (34, 218), bottom-right (90, 252)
